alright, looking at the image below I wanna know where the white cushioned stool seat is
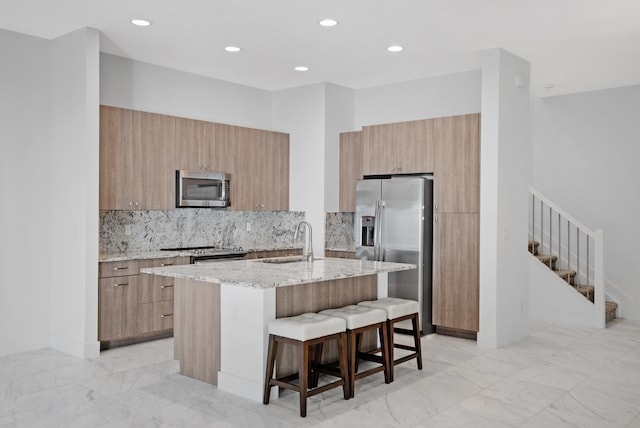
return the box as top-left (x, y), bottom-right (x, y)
top-left (319, 305), bottom-right (387, 330)
top-left (268, 313), bottom-right (346, 341)
top-left (358, 297), bottom-right (419, 320)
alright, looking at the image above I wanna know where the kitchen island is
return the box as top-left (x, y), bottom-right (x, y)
top-left (141, 257), bottom-right (415, 402)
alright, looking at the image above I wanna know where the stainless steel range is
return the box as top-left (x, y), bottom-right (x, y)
top-left (162, 246), bottom-right (246, 264)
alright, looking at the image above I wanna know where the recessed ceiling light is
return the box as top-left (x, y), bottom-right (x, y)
top-left (387, 45), bottom-right (404, 53)
top-left (131, 19), bottom-right (152, 27)
top-left (224, 46), bottom-right (241, 53)
top-left (319, 19), bottom-right (338, 27)
top-left (294, 66), bottom-right (309, 72)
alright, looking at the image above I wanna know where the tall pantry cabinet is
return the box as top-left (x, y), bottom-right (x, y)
top-left (345, 113), bottom-right (480, 336)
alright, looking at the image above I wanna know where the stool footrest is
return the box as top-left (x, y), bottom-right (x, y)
top-left (395, 343), bottom-right (418, 352)
top-left (394, 353), bottom-right (418, 366)
top-left (394, 327), bottom-right (416, 335)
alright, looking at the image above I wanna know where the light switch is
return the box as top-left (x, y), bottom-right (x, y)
top-left (124, 225), bottom-right (132, 236)
top-left (246, 222), bottom-right (251, 232)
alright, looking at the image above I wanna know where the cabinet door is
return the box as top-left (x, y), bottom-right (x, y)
top-left (396, 119), bottom-right (434, 174)
top-left (99, 106), bottom-right (135, 209)
top-left (231, 126), bottom-right (260, 211)
top-left (432, 213), bottom-right (479, 332)
top-left (98, 275), bottom-right (140, 341)
top-left (339, 131), bottom-right (362, 212)
top-left (134, 111), bottom-right (176, 210)
top-left (266, 131), bottom-right (289, 211)
top-left (433, 114), bottom-right (480, 213)
top-left (362, 123), bottom-right (397, 175)
top-left (208, 123), bottom-right (236, 175)
top-left (175, 117), bottom-right (208, 171)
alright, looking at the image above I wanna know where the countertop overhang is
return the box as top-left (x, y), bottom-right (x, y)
top-left (140, 257), bottom-right (416, 289)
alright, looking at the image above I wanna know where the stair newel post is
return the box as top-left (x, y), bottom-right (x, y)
top-left (531, 194), bottom-right (535, 244)
top-left (557, 212), bottom-right (561, 270)
top-left (594, 229), bottom-right (605, 328)
top-left (577, 229), bottom-right (580, 286)
top-left (540, 199), bottom-right (544, 254)
top-left (567, 218), bottom-right (571, 278)
top-left (548, 206), bottom-right (553, 268)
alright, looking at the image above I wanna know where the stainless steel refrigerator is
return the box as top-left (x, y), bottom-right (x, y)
top-left (355, 176), bottom-right (434, 335)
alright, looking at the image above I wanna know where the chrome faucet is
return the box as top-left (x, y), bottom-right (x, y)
top-left (294, 221), bottom-right (314, 263)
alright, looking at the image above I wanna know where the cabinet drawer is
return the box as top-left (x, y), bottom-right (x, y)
top-left (140, 274), bottom-right (175, 303)
top-left (148, 256), bottom-right (190, 268)
top-left (139, 300), bottom-right (174, 334)
top-left (99, 260), bottom-right (149, 278)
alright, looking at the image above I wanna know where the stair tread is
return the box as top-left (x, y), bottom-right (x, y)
top-left (555, 269), bottom-right (577, 275)
top-left (536, 254), bottom-right (558, 261)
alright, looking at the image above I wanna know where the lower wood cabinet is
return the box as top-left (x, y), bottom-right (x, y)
top-left (98, 256), bottom-right (189, 345)
top-left (244, 249), bottom-right (302, 259)
top-left (432, 213), bottom-right (479, 333)
top-left (324, 250), bottom-right (356, 259)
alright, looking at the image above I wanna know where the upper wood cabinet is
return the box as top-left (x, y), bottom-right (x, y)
top-left (100, 106), bottom-right (289, 212)
top-left (100, 106), bottom-right (175, 210)
top-left (233, 127), bottom-right (289, 211)
top-left (175, 118), bottom-right (235, 174)
top-left (362, 119), bottom-right (433, 176)
top-left (339, 131), bottom-right (363, 212)
top-left (433, 114), bottom-right (480, 214)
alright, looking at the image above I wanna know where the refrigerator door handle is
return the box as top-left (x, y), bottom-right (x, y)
top-left (374, 200), bottom-right (385, 261)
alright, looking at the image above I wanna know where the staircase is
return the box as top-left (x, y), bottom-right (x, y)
top-left (529, 186), bottom-right (617, 327)
top-left (528, 240), bottom-right (617, 323)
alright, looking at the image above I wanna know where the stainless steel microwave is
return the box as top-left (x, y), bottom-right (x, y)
top-left (176, 170), bottom-right (231, 208)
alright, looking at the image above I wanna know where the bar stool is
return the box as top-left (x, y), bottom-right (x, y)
top-left (358, 297), bottom-right (422, 381)
top-left (263, 313), bottom-right (350, 417)
top-left (319, 305), bottom-right (391, 397)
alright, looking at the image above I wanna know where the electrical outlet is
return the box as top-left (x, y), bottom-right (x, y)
top-left (124, 225), bottom-right (132, 236)
top-left (246, 222), bottom-right (251, 232)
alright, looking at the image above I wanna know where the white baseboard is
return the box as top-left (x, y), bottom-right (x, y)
top-left (49, 334), bottom-right (100, 359)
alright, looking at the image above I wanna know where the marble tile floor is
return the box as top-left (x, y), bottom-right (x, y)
top-left (1, 319), bottom-right (640, 427)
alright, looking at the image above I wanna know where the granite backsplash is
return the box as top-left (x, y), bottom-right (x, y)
top-left (100, 209), bottom-right (305, 253)
top-left (324, 212), bottom-right (355, 251)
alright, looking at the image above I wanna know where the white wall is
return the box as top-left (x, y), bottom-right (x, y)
top-left (532, 84), bottom-right (640, 320)
top-left (0, 29), bottom-right (53, 356)
top-left (478, 48), bottom-right (531, 348)
top-left (272, 84), bottom-right (328, 255)
top-left (324, 83), bottom-right (355, 212)
top-left (100, 54), bottom-right (274, 130)
top-left (49, 28), bottom-right (101, 358)
top-left (354, 70), bottom-right (481, 127)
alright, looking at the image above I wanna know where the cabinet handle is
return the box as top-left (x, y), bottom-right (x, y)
top-left (113, 282), bottom-right (129, 287)
top-left (113, 266), bottom-right (129, 271)
top-left (160, 313), bottom-right (173, 318)
top-left (434, 204), bottom-right (438, 211)
top-left (434, 216), bottom-right (438, 222)
top-left (160, 284), bottom-right (174, 289)
top-left (160, 263), bottom-right (173, 267)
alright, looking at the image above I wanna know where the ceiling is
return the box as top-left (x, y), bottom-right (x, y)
top-left (2, 0), bottom-right (640, 96)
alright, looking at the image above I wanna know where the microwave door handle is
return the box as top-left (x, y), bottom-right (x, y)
top-left (220, 181), bottom-right (226, 201)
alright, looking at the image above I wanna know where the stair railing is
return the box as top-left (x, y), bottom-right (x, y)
top-left (528, 186), bottom-right (605, 328)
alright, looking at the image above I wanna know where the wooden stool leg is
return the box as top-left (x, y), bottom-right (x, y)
top-left (379, 322), bottom-right (391, 384)
top-left (412, 314), bottom-right (423, 370)
top-left (298, 341), bottom-right (309, 417)
top-left (337, 332), bottom-right (350, 399)
top-left (309, 342), bottom-right (324, 387)
top-left (263, 334), bottom-right (277, 405)
top-left (387, 320), bottom-right (395, 382)
top-left (348, 330), bottom-right (357, 398)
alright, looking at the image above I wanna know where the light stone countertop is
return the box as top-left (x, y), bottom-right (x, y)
top-left (99, 247), bottom-right (304, 263)
top-left (140, 257), bottom-right (415, 289)
top-left (99, 251), bottom-right (193, 262)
